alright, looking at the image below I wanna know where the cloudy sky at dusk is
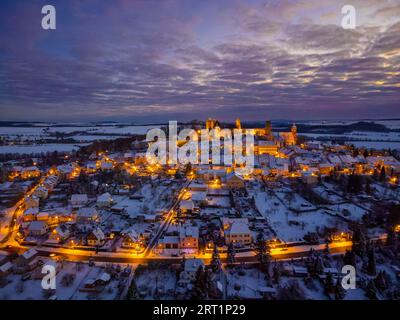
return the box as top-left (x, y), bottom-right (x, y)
top-left (0, 0), bottom-right (399, 123)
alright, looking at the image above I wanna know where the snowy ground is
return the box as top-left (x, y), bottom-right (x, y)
top-left (0, 260), bottom-right (131, 300)
top-left (0, 144), bottom-right (89, 154)
top-left (135, 264), bottom-right (177, 300)
top-left (254, 191), bottom-right (348, 242)
top-left (325, 203), bottom-right (369, 222)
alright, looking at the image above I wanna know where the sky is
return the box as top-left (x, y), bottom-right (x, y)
top-left (0, 0), bottom-right (399, 123)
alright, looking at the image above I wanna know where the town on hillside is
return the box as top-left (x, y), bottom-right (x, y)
top-left (0, 119), bottom-right (399, 300)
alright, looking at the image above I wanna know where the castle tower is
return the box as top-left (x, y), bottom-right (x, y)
top-left (235, 118), bottom-right (242, 130)
top-left (265, 121), bottom-right (272, 140)
top-left (206, 118), bottom-right (216, 130)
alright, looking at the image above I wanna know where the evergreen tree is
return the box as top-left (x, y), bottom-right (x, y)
top-left (366, 246), bottom-right (377, 276)
top-left (380, 166), bottom-right (386, 182)
top-left (386, 228), bottom-right (397, 246)
top-left (272, 261), bottom-right (281, 284)
top-left (374, 271), bottom-right (389, 291)
top-left (255, 232), bottom-right (271, 276)
top-left (211, 244), bottom-right (221, 273)
top-left (324, 241), bottom-right (330, 254)
top-left (352, 227), bottom-right (367, 257)
top-left (366, 280), bottom-right (377, 299)
top-left (365, 179), bottom-right (372, 194)
top-left (227, 242), bottom-right (236, 266)
top-left (373, 168), bottom-right (379, 181)
top-left (126, 278), bottom-right (139, 300)
top-left (343, 249), bottom-right (356, 267)
top-left (191, 266), bottom-right (207, 300)
top-left (334, 277), bottom-right (346, 300)
top-left (324, 273), bottom-right (334, 295)
top-left (313, 255), bottom-right (324, 276)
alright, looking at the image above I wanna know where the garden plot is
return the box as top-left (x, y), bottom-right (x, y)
top-left (0, 261), bottom-right (121, 300)
top-left (274, 190), bottom-right (317, 212)
top-left (134, 264), bottom-right (177, 300)
top-left (325, 203), bottom-right (369, 222)
top-left (312, 186), bottom-right (345, 203)
top-left (371, 183), bottom-right (400, 201)
top-left (225, 266), bottom-right (267, 299)
top-left (206, 196), bottom-right (231, 207)
top-left (111, 183), bottom-right (173, 217)
top-left (255, 192), bottom-right (347, 242)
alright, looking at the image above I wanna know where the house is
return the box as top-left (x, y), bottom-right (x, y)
top-left (179, 224), bottom-right (199, 253)
top-left (156, 236), bottom-right (180, 254)
top-left (0, 262), bottom-right (13, 276)
top-left (121, 230), bottom-right (140, 249)
top-left (71, 194), bottom-right (88, 208)
top-left (226, 173), bottom-right (245, 189)
top-left (14, 249), bottom-right (39, 273)
top-left (190, 191), bottom-right (207, 206)
top-left (96, 272), bottom-right (111, 285)
top-left (319, 163), bottom-right (334, 175)
top-left (179, 200), bottom-right (195, 216)
top-left (27, 220), bottom-right (48, 237)
top-left (100, 161), bottom-right (113, 171)
top-left (293, 266), bottom-right (308, 277)
top-left (96, 192), bottom-right (113, 208)
top-left (23, 207), bottom-right (39, 222)
top-left (302, 171), bottom-right (318, 185)
top-left (20, 166), bottom-right (40, 179)
top-left (49, 224), bottom-right (70, 243)
top-left (76, 207), bottom-right (99, 224)
top-left (223, 218), bottom-right (252, 246)
top-left (24, 196), bottom-right (39, 209)
top-left (179, 258), bottom-right (204, 284)
top-left (256, 140), bottom-right (278, 155)
top-left (43, 175), bottom-right (58, 192)
top-left (87, 228), bottom-right (105, 247)
top-left (188, 181), bottom-right (208, 192)
top-left (33, 186), bottom-right (48, 200)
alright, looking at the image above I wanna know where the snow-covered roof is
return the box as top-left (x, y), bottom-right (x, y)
top-left (89, 228), bottom-right (105, 241)
top-left (24, 207), bottom-right (39, 215)
top-left (21, 248), bottom-right (38, 260)
top-left (71, 194), bottom-right (88, 203)
top-left (77, 207), bottom-right (98, 217)
top-left (98, 272), bottom-right (111, 282)
top-left (28, 220), bottom-right (47, 231)
top-left (184, 258), bottom-right (204, 272)
top-left (226, 172), bottom-right (244, 181)
top-left (0, 262), bottom-right (13, 272)
top-left (191, 191), bottom-right (207, 202)
top-left (180, 200), bottom-right (194, 210)
top-left (97, 192), bottom-right (112, 202)
top-left (226, 222), bottom-right (251, 235)
top-left (179, 224), bottom-right (199, 239)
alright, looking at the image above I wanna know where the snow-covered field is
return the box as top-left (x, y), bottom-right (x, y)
top-left (302, 131), bottom-right (400, 150)
top-left (0, 125), bottom-right (159, 136)
top-left (254, 191), bottom-right (347, 242)
top-left (0, 261), bottom-right (130, 300)
top-left (0, 143), bottom-right (88, 154)
top-left (302, 119), bottom-right (400, 130)
top-left (0, 124), bottom-right (159, 154)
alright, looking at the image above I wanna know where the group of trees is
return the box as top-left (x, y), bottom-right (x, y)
top-left (255, 232), bottom-right (272, 280)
